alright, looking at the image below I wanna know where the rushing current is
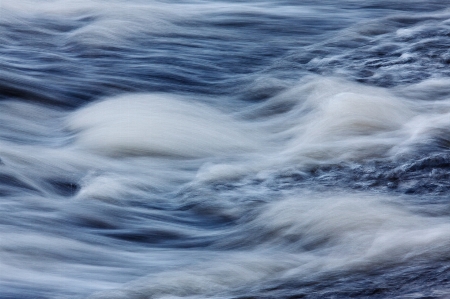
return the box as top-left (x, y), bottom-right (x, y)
top-left (1, 1), bottom-right (450, 298)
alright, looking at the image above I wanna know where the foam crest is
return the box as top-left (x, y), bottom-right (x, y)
top-left (278, 79), bottom-right (415, 162)
top-left (195, 78), bottom-right (439, 181)
top-left (67, 94), bottom-right (260, 158)
top-left (249, 193), bottom-right (450, 269)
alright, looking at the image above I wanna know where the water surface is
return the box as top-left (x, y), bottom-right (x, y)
top-left (1, 1), bottom-right (450, 298)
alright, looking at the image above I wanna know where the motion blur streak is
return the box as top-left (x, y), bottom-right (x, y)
top-left (1, 1), bottom-right (450, 298)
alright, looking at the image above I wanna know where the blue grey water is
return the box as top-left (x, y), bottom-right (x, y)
top-left (1, 1), bottom-right (450, 298)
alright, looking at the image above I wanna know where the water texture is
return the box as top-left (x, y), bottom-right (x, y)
top-left (1, 1), bottom-right (450, 298)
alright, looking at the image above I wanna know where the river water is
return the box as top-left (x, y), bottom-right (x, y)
top-left (1, 1), bottom-right (450, 298)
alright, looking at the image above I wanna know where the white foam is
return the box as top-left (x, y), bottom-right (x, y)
top-left (255, 193), bottom-right (450, 261)
top-left (194, 76), bottom-right (450, 181)
top-left (67, 94), bottom-right (260, 158)
top-left (195, 78), bottom-right (425, 181)
top-left (276, 78), bottom-right (415, 162)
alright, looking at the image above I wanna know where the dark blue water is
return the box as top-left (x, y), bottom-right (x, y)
top-left (1, 1), bottom-right (450, 298)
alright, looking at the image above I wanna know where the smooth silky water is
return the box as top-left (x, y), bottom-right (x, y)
top-left (1, 1), bottom-right (450, 298)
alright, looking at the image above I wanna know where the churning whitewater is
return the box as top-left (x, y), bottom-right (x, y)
top-left (1, 1), bottom-right (450, 298)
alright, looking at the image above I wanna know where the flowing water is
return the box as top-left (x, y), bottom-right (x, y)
top-left (1, 1), bottom-right (450, 298)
